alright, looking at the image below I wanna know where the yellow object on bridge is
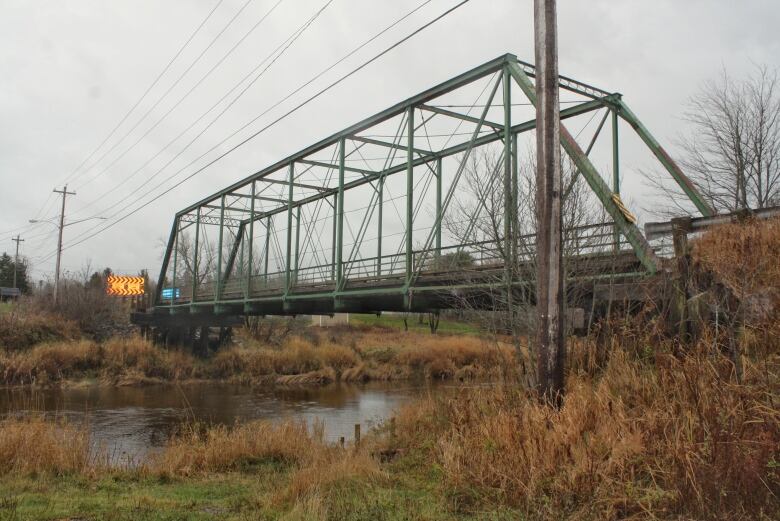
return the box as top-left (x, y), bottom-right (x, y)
top-left (106, 276), bottom-right (145, 296)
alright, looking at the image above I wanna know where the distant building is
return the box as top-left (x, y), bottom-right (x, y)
top-left (311, 313), bottom-right (350, 327)
top-left (0, 287), bottom-right (21, 301)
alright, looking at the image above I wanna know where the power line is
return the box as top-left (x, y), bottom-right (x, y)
top-left (63, 0), bottom-right (227, 187)
top-left (3, 0), bottom-right (227, 243)
top-left (86, 0), bottom-right (331, 218)
top-left (67, 0), bottom-right (256, 188)
top-left (40, 0), bottom-right (474, 263)
top-left (69, 0), bottom-right (427, 221)
top-left (72, 0), bottom-right (286, 194)
top-left (69, 0), bottom-right (303, 219)
top-left (35, 0), bottom-right (336, 263)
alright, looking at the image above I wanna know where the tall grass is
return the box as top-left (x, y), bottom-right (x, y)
top-left (0, 336), bottom-right (195, 385)
top-left (385, 336), bottom-right (780, 520)
top-left (0, 307), bottom-right (78, 350)
top-left (0, 416), bottom-right (91, 475)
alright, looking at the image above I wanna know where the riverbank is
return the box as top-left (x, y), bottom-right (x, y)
top-left (0, 326), bottom-right (515, 389)
top-left (0, 339), bottom-right (777, 520)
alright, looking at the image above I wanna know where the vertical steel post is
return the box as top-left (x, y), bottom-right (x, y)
top-left (377, 177), bottom-right (384, 276)
top-left (435, 157), bottom-right (442, 258)
top-left (294, 206), bottom-right (301, 287)
top-left (285, 163), bottom-right (294, 295)
top-left (191, 207), bottom-right (201, 303)
top-left (534, 0), bottom-right (565, 403)
top-left (503, 66), bottom-right (514, 331)
top-left (503, 66), bottom-right (513, 284)
top-left (215, 195), bottom-right (225, 301)
top-left (336, 139), bottom-right (345, 290)
top-left (612, 109), bottom-right (621, 251)
top-left (238, 225), bottom-right (245, 286)
top-left (512, 132), bottom-right (519, 267)
top-left (263, 218), bottom-right (270, 286)
top-left (331, 193), bottom-right (337, 281)
top-left (406, 107), bottom-right (414, 285)
top-left (246, 181), bottom-right (255, 299)
top-left (171, 221), bottom-right (178, 305)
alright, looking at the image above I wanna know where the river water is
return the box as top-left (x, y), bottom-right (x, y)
top-left (0, 381), bottom-right (446, 464)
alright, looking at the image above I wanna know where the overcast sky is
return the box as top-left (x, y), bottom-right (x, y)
top-left (1, 0), bottom-right (778, 282)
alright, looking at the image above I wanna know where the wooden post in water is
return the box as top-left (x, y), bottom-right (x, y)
top-left (534, 0), bottom-right (565, 404)
top-left (354, 424), bottom-right (361, 447)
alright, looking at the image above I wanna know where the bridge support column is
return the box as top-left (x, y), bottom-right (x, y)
top-left (336, 140), bottom-right (345, 291)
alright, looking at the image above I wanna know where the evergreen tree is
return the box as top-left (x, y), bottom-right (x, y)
top-left (0, 252), bottom-right (31, 293)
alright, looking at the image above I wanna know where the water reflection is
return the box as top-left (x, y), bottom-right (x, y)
top-left (0, 381), bottom-right (443, 462)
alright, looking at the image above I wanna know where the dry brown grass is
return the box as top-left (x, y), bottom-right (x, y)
top-left (0, 336), bottom-right (195, 385)
top-left (692, 217), bottom-right (780, 298)
top-left (0, 330), bottom-right (509, 387)
top-left (150, 419), bottom-right (323, 476)
top-left (0, 416), bottom-right (92, 475)
top-left (0, 307), bottom-right (79, 351)
top-left (386, 336), bottom-right (780, 520)
top-left (208, 330), bottom-right (507, 383)
top-left (148, 417), bottom-right (384, 505)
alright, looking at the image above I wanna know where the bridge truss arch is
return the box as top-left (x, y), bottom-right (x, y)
top-left (150, 53), bottom-right (711, 320)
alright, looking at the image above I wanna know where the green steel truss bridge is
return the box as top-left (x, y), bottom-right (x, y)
top-left (139, 54), bottom-right (712, 328)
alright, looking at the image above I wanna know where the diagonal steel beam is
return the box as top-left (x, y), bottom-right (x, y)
top-left (299, 159), bottom-right (376, 176)
top-left (258, 177), bottom-right (328, 192)
top-left (350, 135), bottom-right (433, 157)
top-left (616, 99), bottom-right (714, 217)
top-left (508, 61), bottom-right (659, 273)
top-left (419, 104), bottom-right (504, 131)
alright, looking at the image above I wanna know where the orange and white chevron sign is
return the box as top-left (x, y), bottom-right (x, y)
top-left (106, 275), bottom-right (145, 296)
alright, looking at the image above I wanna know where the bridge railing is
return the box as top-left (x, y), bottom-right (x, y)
top-left (165, 221), bottom-right (631, 306)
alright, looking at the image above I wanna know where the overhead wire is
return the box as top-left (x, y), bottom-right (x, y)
top-left (47, 0), bottom-right (467, 261)
top-left (4, 0), bottom-right (226, 247)
top-left (35, 0), bottom-right (337, 264)
top-left (63, 0), bottom-right (227, 187)
top-left (68, 0), bottom-right (434, 220)
top-left (67, 0), bottom-right (257, 188)
top-left (72, 0), bottom-right (286, 195)
top-left (68, 0), bottom-right (331, 226)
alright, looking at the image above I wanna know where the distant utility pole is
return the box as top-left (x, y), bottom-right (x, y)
top-left (534, 0), bottom-right (565, 403)
top-left (53, 185), bottom-right (76, 304)
top-left (11, 234), bottom-right (24, 289)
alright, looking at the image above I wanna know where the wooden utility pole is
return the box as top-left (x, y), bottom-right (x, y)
top-left (534, 0), bottom-right (565, 403)
top-left (53, 185), bottom-right (76, 305)
top-left (11, 235), bottom-right (24, 289)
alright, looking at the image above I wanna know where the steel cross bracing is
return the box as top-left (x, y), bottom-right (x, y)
top-left (151, 53), bottom-right (712, 318)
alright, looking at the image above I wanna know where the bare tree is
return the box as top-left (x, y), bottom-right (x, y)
top-left (654, 65), bottom-right (780, 213)
top-left (440, 146), bottom-right (613, 381)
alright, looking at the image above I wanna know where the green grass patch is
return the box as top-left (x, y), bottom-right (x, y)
top-left (0, 470), bottom-right (512, 521)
